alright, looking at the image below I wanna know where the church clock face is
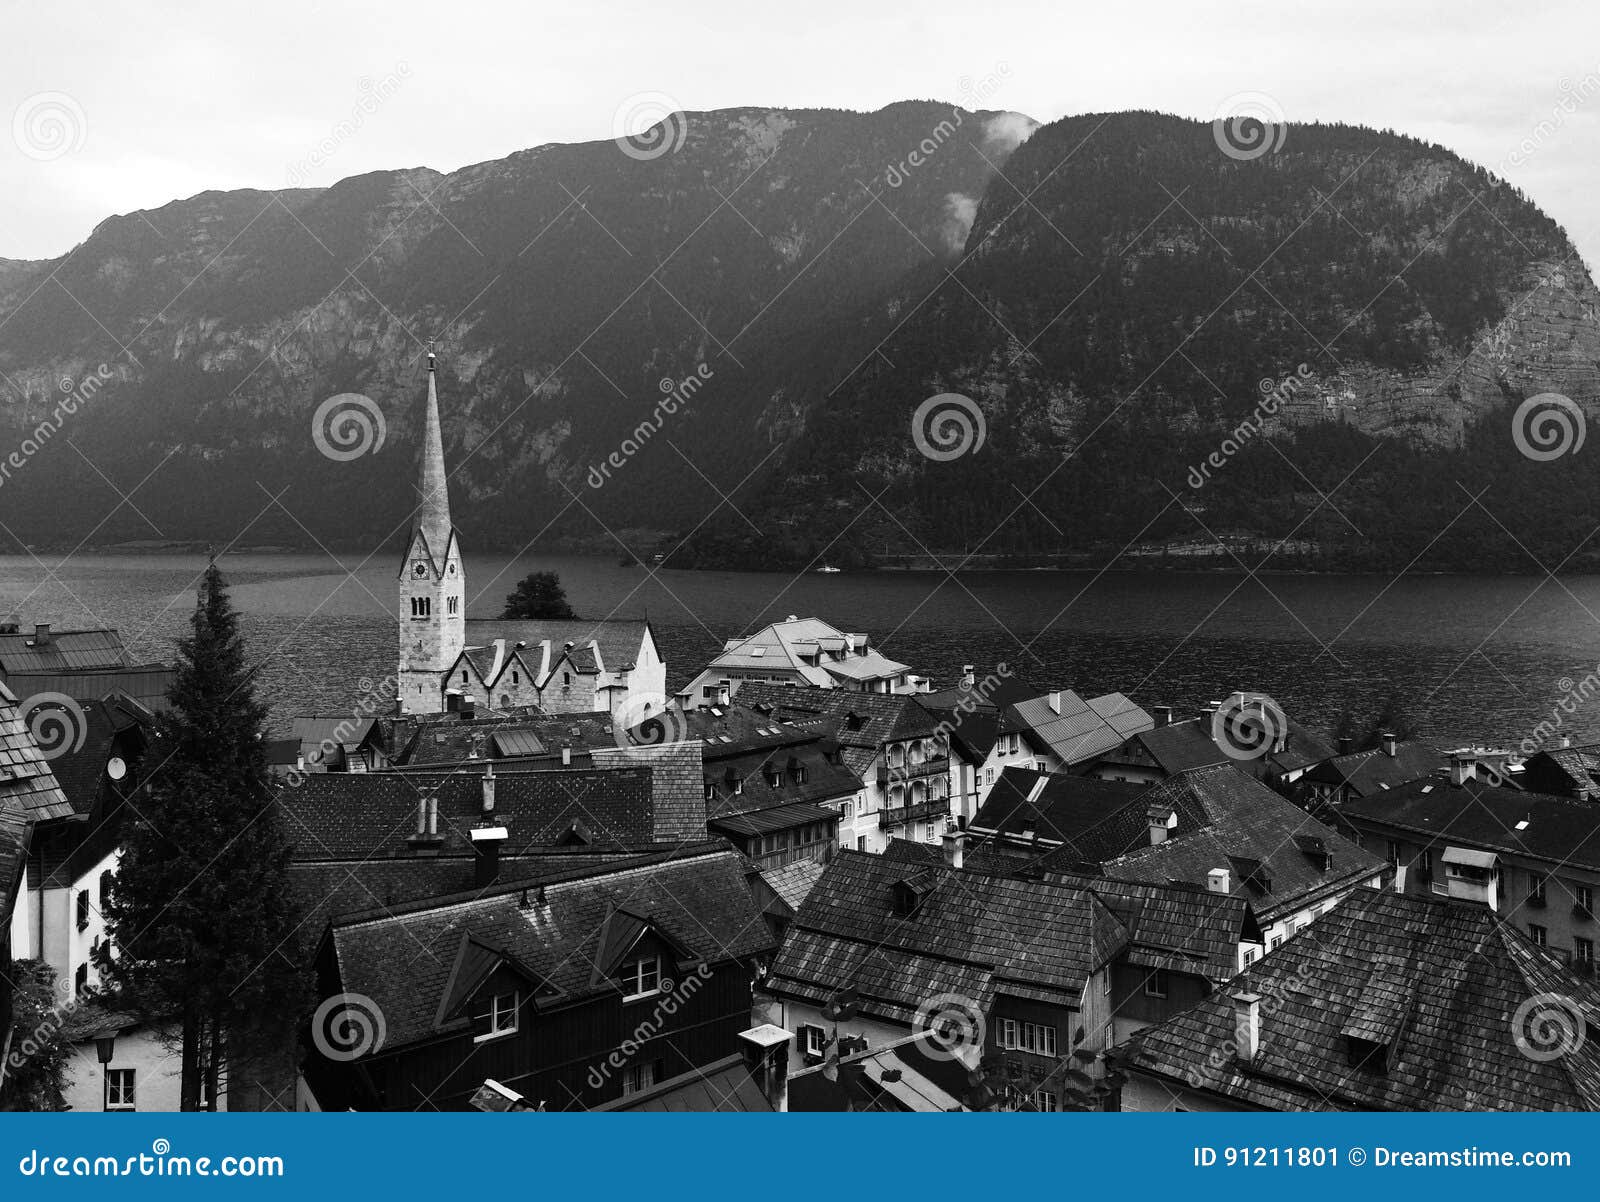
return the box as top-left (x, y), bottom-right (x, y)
top-left (412, 561), bottom-right (429, 578)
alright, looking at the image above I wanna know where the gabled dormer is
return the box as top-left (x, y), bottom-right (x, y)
top-left (589, 906), bottom-right (701, 999)
top-left (434, 931), bottom-right (556, 1044)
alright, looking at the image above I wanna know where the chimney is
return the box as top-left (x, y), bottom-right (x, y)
top-left (1048, 691), bottom-right (1062, 714)
top-left (1207, 867), bottom-right (1232, 893)
top-left (942, 831), bottom-right (965, 869)
top-left (1449, 753), bottom-right (1472, 787)
top-left (1147, 802), bottom-right (1177, 845)
top-left (471, 825), bottom-right (507, 888)
top-left (1233, 992), bottom-right (1262, 1063)
top-left (461, 696), bottom-right (477, 721)
top-left (1380, 731), bottom-right (1397, 758)
top-left (561, 746), bottom-right (572, 766)
top-left (1561, 735), bottom-right (1573, 749)
top-left (415, 791), bottom-right (428, 837)
top-left (961, 665), bottom-right (976, 687)
top-left (30, 622), bottom-right (50, 646)
top-left (1337, 735), bottom-right (1352, 756)
top-left (427, 790), bottom-right (439, 837)
top-left (1152, 705), bottom-right (1173, 727)
top-left (737, 1024), bottom-right (794, 1112)
top-left (482, 764), bottom-right (496, 813)
top-left (718, 679), bottom-right (732, 706)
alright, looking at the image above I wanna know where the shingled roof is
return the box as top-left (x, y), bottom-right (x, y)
top-left (766, 850), bottom-right (1130, 1024)
top-left (0, 683), bottom-right (73, 823)
top-left (1117, 888), bottom-right (1600, 1111)
top-left (732, 683), bottom-right (941, 776)
top-left (1305, 739), bottom-right (1446, 797)
top-left (0, 627), bottom-right (129, 674)
top-left (0, 793), bottom-right (30, 927)
top-left (1104, 766), bottom-right (1386, 924)
top-left (276, 766), bottom-right (659, 861)
top-left (969, 769), bottom-right (1154, 861)
top-left (324, 847), bottom-right (774, 1051)
top-left (883, 838), bottom-right (1256, 984)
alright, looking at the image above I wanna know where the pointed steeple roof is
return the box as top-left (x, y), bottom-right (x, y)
top-left (416, 352), bottom-right (453, 558)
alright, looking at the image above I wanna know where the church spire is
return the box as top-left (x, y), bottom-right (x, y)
top-left (417, 351), bottom-right (452, 559)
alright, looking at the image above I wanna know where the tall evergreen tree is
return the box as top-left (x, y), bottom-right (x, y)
top-left (99, 560), bottom-right (308, 1110)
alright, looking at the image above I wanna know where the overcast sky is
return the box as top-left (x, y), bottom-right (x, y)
top-left (4, 0), bottom-right (1598, 268)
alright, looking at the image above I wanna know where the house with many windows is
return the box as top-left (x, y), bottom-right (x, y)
top-left (756, 846), bottom-right (1122, 1112)
top-left (684, 705), bottom-right (857, 870)
top-left (732, 683), bottom-right (951, 853)
top-left (1341, 768), bottom-right (1600, 972)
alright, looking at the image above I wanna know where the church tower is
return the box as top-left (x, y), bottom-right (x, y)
top-left (397, 353), bottom-right (466, 714)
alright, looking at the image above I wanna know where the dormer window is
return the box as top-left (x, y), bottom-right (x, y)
top-left (621, 955), bottom-right (662, 1002)
top-left (474, 990), bottom-right (520, 1042)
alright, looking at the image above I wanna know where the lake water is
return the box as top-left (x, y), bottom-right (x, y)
top-left (1, 551), bottom-right (1596, 749)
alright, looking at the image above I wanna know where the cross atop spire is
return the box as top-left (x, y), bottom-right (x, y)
top-left (416, 353), bottom-right (452, 560)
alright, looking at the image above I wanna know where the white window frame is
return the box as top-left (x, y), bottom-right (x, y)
top-left (802, 1025), bottom-right (826, 1058)
top-left (105, 1068), bottom-right (135, 1111)
top-left (1144, 969), bottom-right (1169, 999)
top-left (621, 955), bottom-right (663, 1002)
top-left (475, 990), bottom-right (520, 1042)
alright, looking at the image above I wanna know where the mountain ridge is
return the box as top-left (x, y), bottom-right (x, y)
top-left (1, 105), bottom-right (1596, 574)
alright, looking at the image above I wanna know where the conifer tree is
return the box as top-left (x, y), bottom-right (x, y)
top-left (99, 559), bottom-right (308, 1110)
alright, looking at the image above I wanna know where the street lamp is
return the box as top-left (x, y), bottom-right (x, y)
top-left (94, 1030), bottom-right (117, 1112)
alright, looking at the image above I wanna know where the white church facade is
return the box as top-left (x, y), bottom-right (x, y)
top-left (396, 356), bottom-right (667, 718)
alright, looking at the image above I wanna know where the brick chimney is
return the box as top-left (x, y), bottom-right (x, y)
top-left (1233, 992), bottom-right (1262, 1062)
top-left (738, 1024), bottom-right (794, 1112)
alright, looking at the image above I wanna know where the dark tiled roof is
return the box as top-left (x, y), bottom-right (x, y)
top-left (761, 860), bottom-right (826, 911)
top-left (1342, 777), bottom-right (1600, 871)
top-left (709, 800), bottom-right (839, 839)
top-left (1124, 719), bottom-right (1232, 774)
top-left (287, 850), bottom-right (652, 937)
top-left (733, 683), bottom-right (942, 752)
top-left (45, 694), bottom-right (152, 817)
top-left (388, 711), bottom-right (617, 767)
top-left (881, 839), bottom-right (1253, 984)
top-left (1117, 888), bottom-right (1600, 1111)
top-left (276, 767), bottom-right (657, 861)
top-left (327, 847), bottom-right (774, 1050)
top-left (1104, 766), bottom-right (1386, 923)
top-left (0, 793), bottom-right (30, 924)
top-left (0, 683), bottom-right (74, 823)
top-left (705, 741), bottom-right (862, 817)
top-left (1307, 740), bottom-right (1446, 796)
top-left (590, 743), bottom-right (707, 842)
top-left (0, 627), bottom-right (128, 673)
top-left (919, 668), bottom-right (1037, 715)
top-left (970, 769), bottom-right (1152, 859)
top-left (1521, 745), bottom-right (1600, 797)
top-left (765, 850), bottom-right (1129, 1023)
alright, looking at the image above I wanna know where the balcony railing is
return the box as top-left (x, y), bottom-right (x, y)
top-left (879, 798), bottom-right (950, 829)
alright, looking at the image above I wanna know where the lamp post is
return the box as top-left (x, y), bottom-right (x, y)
top-left (94, 1030), bottom-right (117, 1112)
